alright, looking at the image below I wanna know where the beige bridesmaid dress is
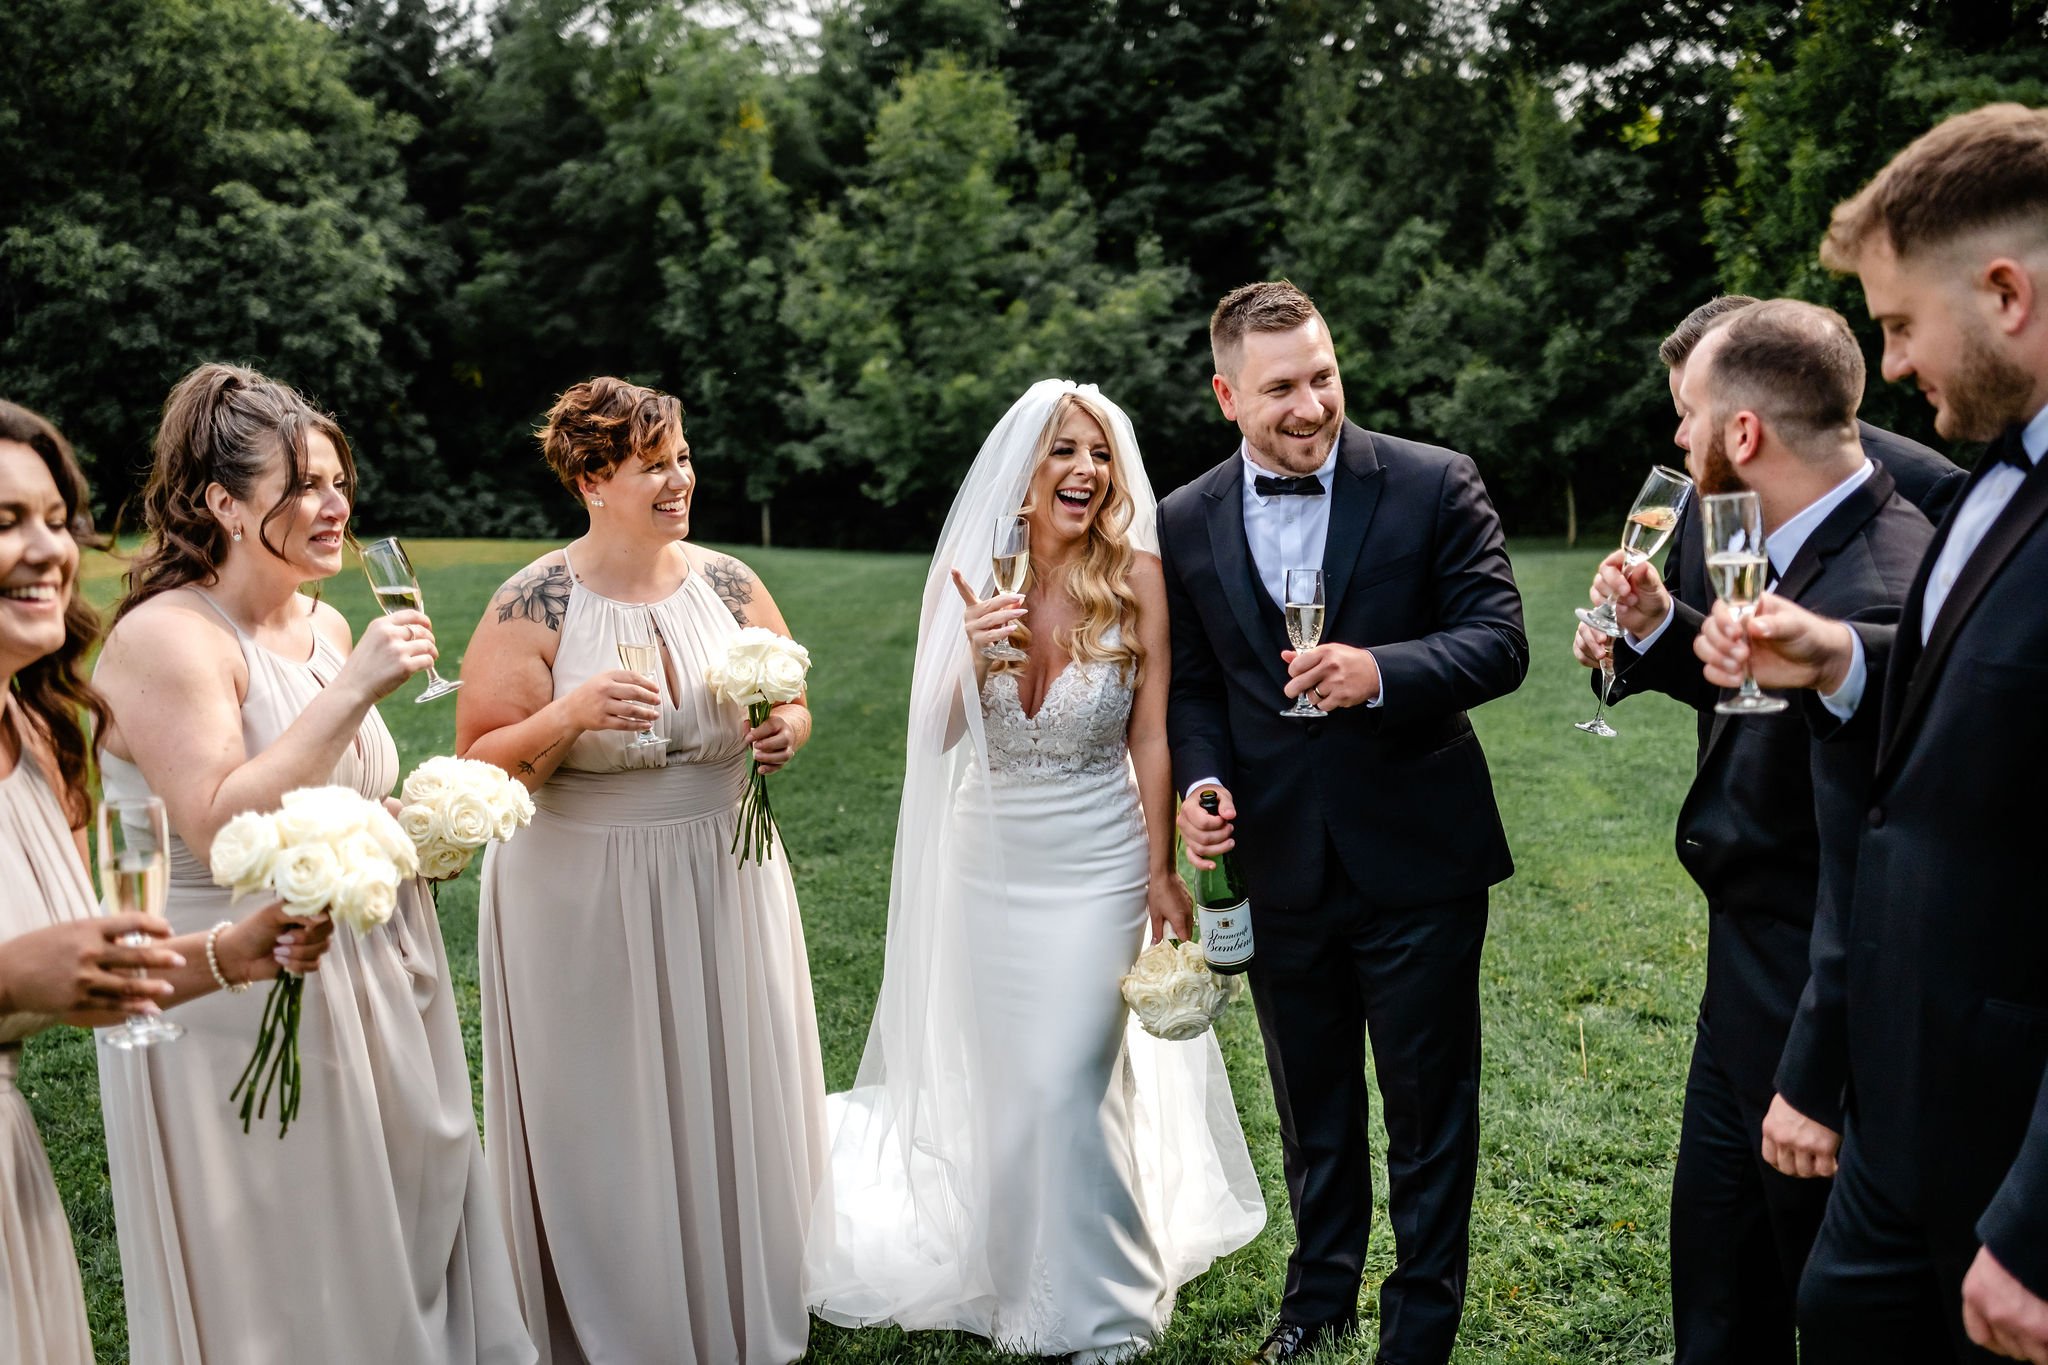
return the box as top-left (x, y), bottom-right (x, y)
top-left (96, 591), bottom-right (535, 1365)
top-left (0, 698), bottom-right (96, 1365)
top-left (477, 550), bottom-right (828, 1365)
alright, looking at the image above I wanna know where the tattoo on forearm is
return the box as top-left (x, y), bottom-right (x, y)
top-left (704, 556), bottom-right (754, 625)
top-left (515, 737), bottom-right (561, 777)
top-left (494, 565), bottom-right (571, 631)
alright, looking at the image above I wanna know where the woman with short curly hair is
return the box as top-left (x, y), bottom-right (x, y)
top-left (458, 376), bottom-right (826, 1364)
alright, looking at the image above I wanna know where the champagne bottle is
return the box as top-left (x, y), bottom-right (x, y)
top-left (1191, 790), bottom-right (1254, 974)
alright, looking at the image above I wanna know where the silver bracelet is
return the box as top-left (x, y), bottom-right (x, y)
top-left (206, 921), bottom-right (250, 994)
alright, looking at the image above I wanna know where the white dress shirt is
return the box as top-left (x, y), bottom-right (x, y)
top-left (1240, 439), bottom-right (1338, 609)
top-left (1626, 460), bottom-right (1874, 653)
top-left (1185, 437), bottom-right (1377, 799)
top-left (1822, 403), bottom-right (2048, 718)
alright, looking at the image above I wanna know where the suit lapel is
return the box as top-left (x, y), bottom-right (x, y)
top-left (1878, 429), bottom-right (2048, 778)
top-left (1701, 467), bottom-right (1895, 758)
top-left (1321, 421), bottom-right (1387, 621)
top-left (1201, 459), bottom-right (1291, 689)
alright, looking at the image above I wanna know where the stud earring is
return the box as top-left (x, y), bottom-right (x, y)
top-left (590, 496), bottom-right (605, 508)
top-left (232, 528), bottom-right (243, 542)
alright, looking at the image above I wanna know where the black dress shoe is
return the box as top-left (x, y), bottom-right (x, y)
top-left (1242, 1316), bottom-right (1357, 1362)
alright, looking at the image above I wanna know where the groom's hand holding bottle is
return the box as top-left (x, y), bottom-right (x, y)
top-left (1281, 643), bottom-right (1380, 710)
top-left (1177, 785), bottom-right (1235, 870)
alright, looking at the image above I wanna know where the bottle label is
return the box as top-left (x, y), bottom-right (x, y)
top-left (1197, 899), bottom-right (1254, 969)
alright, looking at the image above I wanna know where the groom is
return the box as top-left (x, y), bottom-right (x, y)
top-left (1159, 281), bottom-right (1528, 1364)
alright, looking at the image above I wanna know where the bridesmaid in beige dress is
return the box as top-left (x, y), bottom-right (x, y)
top-left (458, 377), bottom-right (827, 1365)
top-left (0, 398), bottom-right (330, 1364)
top-left (92, 366), bottom-right (536, 1365)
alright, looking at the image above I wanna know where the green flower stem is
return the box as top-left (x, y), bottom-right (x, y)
top-left (732, 701), bottom-right (781, 867)
top-left (231, 969), bottom-right (306, 1138)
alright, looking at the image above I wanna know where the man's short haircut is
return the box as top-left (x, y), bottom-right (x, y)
top-left (1699, 298), bottom-right (1866, 454)
top-left (1822, 102), bottom-right (2048, 271)
top-left (1660, 295), bottom-right (1761, 369)
top-left (1210, 281), bottom-right (1323, 377)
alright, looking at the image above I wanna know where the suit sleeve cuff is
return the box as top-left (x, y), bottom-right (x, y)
top-left (1624, 602), bottom-right (1677, 653)
top-left (1363, 648), bottom-right (1384, 708)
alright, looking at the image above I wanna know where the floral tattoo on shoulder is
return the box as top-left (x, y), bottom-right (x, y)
top-left (704, 556), bottom-right (754, 626)
top-left (494, 563), bottom-right (572, 631)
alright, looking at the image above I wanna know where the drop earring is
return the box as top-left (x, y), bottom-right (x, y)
top-left (232, 527), bottom-right (243, 542)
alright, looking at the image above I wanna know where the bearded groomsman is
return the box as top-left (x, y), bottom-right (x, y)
top-left (1160, 281), bottom-right (1527, 1364)
top-left (1580, 300), bottom-right (1938, 1364)
top-left (1695, 104), bottom-right (2048, 1364)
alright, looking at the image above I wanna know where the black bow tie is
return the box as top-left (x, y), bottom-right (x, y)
top-left (1990, 426), bottom-right (2039, 474)
top-left (1254, 473), bottom-right (1325, 498)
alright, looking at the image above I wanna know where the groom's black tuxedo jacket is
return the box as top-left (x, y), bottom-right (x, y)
top-left (1605, 466), bottom-right (1933, 1121)
top-left (1157, 421), bottom-right (1527, 911)
top-left (1784, 425), bottom-right (2048, 1295)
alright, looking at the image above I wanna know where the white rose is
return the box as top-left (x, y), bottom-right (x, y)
top-left (330, 855), bottom-right (401, 934)
top-left (272, 842), bottom-right (345, 916)
top-left (209, 810), bottom-right (282, 896)
top-left (1118, 938), bottom-right (1234, 1041)
top-left (275, 786), bottom-right (369, 846)
top-left (702, 660), bottom-right (730, 699)
top-left (397, 801), bottom-right (439, 849)
top-left (401, 759), bottom-right (458, 806)
top-left (720, 652), bottom-right (764, 704)
top-left (419, 840), bottom-right (473, 882)
top-left (758, 644), bottom-right (810, 705)
top-left (442, 791), bottom-right (496, 848)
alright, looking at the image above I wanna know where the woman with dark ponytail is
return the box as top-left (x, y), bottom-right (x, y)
top-left (92, 364), bottom-right (535, 1365)
top-left (0, 399), bottom-right (330, 1364)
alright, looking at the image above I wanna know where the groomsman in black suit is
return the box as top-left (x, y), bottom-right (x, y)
top-left (1695, 104), bottom-right (2048, 1363)
top-left (1578, 300), bottom-right (1939, 1364)
top-left (1159, 281), bottom-right (1528, 1364)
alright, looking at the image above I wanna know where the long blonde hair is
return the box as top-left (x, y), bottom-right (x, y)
top-left (1002, 392), bottom-right (1144, 685)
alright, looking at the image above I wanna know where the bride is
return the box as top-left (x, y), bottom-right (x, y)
top-left (806, 379), bottom-right (1264, 1360)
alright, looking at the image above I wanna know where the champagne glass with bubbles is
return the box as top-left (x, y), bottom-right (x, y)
top-left (984, 514), bottom-right (1030, 662)
top-left (97, 796), bottom-right (182, 1050)
top-left (360, 536), bottom-right (460, 702)
top-left (1704, 490), bottom-right (1788, 715)
top-left (1280, 568), bottom-right (1328, 720)
top-left (1577, 466), bottom-right (1693, 638)
top-left (617, 610), bottom-right (668, 749)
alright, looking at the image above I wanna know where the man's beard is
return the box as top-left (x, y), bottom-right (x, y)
top-left (1935, 316), bottom-right (2037, 442)
top-left (1250, 417), bottom-right (1340, 475)
top-left (1698, 423), bottom-right (1746, 495)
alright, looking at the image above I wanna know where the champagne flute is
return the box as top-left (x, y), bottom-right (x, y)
top-left (1575, 651), bottom-right (1619, 737)
top-left (359, 536), bottom-right (461, 702)
top-left (1576, 466), bottom-right (1693, 638)
top-left (984, 514), bottom-right (1031, 662)
top-left (617, 610), bottom-right (668, 749)
top-left (1704, 490), bottom-right (1788, 716)
top-left (1280, 567), bottom-right (1328, 720)
top-left (96, 796), bottom-right (183, 1050)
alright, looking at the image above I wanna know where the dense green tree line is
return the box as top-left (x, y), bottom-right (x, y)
top-left (3, 0), bottom-right (2044, 545)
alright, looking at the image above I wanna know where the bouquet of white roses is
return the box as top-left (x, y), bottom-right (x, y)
top-left (395, 755), bottom-right (535, 882)
top-left (209, 786), bottom-right (419, 1136)
top-left (1119, 937), bottom-right (1243, 1041)
top-left (703, 626), bottom-right (811, 867)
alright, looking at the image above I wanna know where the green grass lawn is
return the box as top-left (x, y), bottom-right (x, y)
top-left (33, 538), bottom-right (1703, 1363)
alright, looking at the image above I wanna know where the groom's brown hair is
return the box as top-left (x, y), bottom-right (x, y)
top-left (1210, 281), bottom-right (1325, 378)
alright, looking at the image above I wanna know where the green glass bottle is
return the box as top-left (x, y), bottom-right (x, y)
top-left (1192, 790), bottom-right (1254, 974)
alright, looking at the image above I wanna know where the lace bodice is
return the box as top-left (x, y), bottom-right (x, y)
top-left (980, 646), bottom-right (1134, 783)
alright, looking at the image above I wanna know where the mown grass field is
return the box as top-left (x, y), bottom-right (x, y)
top-left (34, 538), bottom-right (1703, 1363)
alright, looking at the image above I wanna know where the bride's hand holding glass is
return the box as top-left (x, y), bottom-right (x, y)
top-left (949, 568), bottom-right (1027, 675)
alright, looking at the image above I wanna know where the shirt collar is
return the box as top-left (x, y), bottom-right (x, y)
top-left (1767, 459), bottom-right (1873, 576)
top-left (2021, 402), bottom-right (2048, 465)
top-left (1241, 436), bottom-right (1340, 502)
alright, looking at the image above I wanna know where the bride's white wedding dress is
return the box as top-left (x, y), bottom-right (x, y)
top-left (806, 380), bottom-right (1264, 1362)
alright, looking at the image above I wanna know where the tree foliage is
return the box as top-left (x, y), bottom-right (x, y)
top-left (3, 0), bottom-right (2046, 541)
